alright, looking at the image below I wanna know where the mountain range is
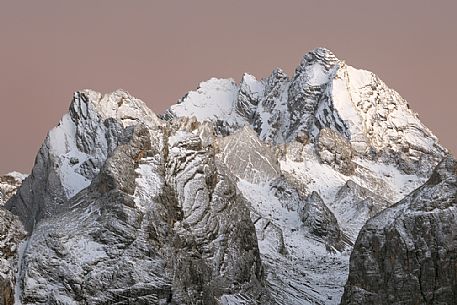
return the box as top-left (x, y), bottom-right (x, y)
top-left (0, 48), bottom-right (455, 305)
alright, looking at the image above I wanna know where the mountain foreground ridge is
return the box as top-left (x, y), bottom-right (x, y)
top-left (0, 47), bottom-right (455, 305)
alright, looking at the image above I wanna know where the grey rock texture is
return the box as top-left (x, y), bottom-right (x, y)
top-left (235, 73), bottom-right (262, 122)
top-left (0, 174), bottom-right (27, 305)
top-left (0, 173), bottom-right (26, 205)
top-left (250, 68), bottom-right (289, 143)
top-left (0, 209), bottom-right (25, 305)
top-left (165, 127), bottom-right (270, 305)
top-left (300, 191), bottom-right (351, 251)
top-left (316, 128), bottom-right (356, 175)
top-left (286, 48), bottom-right (348, 141)
top-left (332, 180), bottom-right (389, 238)
top-left (163, 47), bottom-right (450, 303)
top-left (341, 156), bottom-right (457, 305)
top-left (216, 126), bottom-right (281, 184)
top-left (167, 47), bottom-right (447, 177)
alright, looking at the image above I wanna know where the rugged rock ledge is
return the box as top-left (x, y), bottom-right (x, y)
top-left (341, 156), bottom-right (457, 305)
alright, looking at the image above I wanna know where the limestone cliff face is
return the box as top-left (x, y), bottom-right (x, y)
top-left (341, 156), bottom-right (457, 305)
top-left (316, 128), bottom-right (356, 176)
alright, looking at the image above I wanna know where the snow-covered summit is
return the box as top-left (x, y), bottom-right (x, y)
top-left (166, 48), bottom-right (447, 176)
top-left (7, 89), bottom-right (163, 231)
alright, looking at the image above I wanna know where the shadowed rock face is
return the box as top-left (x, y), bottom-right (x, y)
top-left (341, 156), bottom-right (457, 305)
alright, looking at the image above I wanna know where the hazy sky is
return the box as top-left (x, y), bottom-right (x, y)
top-left (1, 0), bottom-right (456, 174)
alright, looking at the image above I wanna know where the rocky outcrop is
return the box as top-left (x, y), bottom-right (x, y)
top-left (235, 73), bottom-right (263, 122)
top-left (17, 124), bottom-right (166, 304)
top-left (316, 128), bottom-right (356, 175)
top-left (341, 156), bottom-right (457, 305)
top-left (300, 192), bottom-right (351, 251)
top-left (166, 127), bottom-right (270, 304)
top-left (6, 90), bottom-right (162, 232)
top-left (251, 68), bottom-right (290, 143)
top-left (0, 173), bottom-right (27, 305)
top-left (0, 209), bottom-right (25, 305)
top-left (0, 172), bottom-right (26, 205)
top-left (216, 126), bottom-right (281, 184)
top-left (286, 48), bottom-right (349, 141)
top-left (332, 180), bottom-right (389, 238)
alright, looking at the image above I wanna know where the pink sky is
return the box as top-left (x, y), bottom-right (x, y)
top-left (1, 0), bottom-right (456, 174)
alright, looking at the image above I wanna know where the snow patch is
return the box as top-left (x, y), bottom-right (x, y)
top-left (6, 172), bottom-right (28, 181)
top-left (134, 156), bottom-right (163, 212)
top-left (353, 158), bottom-right (426, 202)
top-left (48, 114), bottom-right (91, 198)
top-left (307, 63), bottom-right (331, 86)
top-left (280, 145), bottom-right (348, 203)
top-left (241, 73), bottom-right (265, 99)
top-left (168, 78), bottom-right (243, 125)
top-left (71, 239), bottom-right (107, 264)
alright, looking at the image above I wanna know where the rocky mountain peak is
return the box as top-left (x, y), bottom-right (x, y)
top-left (1, 47), bottom-right (453, 305)
top-left (167, 49), bottom-right (447, 177)
top-left (268, 68), bottom-right (289, 83)
top-left (72, 89), bottom-right (163, 128)
top-left (305, 47), bottom-right (339, 65)
top-left (6, 89), bottom-right (163, 232)
top-left (293, 47), bottom-right (340, 82)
